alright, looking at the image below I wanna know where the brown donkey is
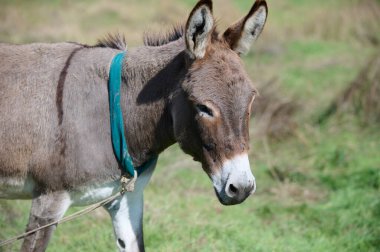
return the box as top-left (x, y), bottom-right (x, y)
top-left (0, 0), bottom-right (268, 251)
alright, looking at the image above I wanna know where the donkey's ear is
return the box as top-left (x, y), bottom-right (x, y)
top-left (185, 0), bottom-right (214, 59)
top-left (223, 0), bottom-right (268, 55)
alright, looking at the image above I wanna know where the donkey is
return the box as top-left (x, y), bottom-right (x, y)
top-left (0, 0), bottom-right (268, 251)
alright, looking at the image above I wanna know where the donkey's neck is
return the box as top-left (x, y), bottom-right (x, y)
top-left (121, 39), bottom-right (187, 166)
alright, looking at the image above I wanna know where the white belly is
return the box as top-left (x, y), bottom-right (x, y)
top-left (69, 180), bottom-right (121, 206)
top-left (70, 161), bottom-right (157, 206)
top-left (1, 160), bottom-right (157, 207)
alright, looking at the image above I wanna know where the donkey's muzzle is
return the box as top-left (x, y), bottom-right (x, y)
top-left (225, 178), bottom-right (256, 204)
top-left (211, 154), bottom-right (256, 205)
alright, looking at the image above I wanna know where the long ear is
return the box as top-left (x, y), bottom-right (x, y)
top-left (223, 0), bottom-right (268, 55)
top-left (185, 0), bottom-right (214, 59)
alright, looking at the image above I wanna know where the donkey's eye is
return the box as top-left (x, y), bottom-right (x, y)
top-left (195, 104), bottom-right (213, 117)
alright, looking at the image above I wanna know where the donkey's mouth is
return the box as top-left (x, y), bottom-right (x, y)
top-left (214, 187), bottom-right (243, 205)
top-left (213, 185), bottom-right (253, 205)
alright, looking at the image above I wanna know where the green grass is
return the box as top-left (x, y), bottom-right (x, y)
top-left (1, 0), bottom-right (380, 251)
top-left (1, 123), bottom-right (379, 252)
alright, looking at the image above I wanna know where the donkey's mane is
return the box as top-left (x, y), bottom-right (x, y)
top-left (96, 24), bottom-right (219, 49)
top-left (96, 33), bottom-right (127, 50)
top-left (94, 25), bottom-right (184, 50)
top-left (143, 24), bottom-right (185, 47)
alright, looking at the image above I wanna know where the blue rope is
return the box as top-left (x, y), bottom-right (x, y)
top-left (108, 52), bottom-right (158, 177)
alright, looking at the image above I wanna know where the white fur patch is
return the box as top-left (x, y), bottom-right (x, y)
top-left (107, 195), bottom-right (139, 252)
top-left (70, 159), bottom-right (156, 207)
top-left (69, 180), bottom-right (121, 206)
top-left (211, 154), bottom-right (255, 195)
top-left (105, 162), bottom-right (156, 252)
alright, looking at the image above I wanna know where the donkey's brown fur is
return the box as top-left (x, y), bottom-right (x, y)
top-left (0, 1), bottom-right (268, 251)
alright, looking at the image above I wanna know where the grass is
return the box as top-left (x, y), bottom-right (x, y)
top-left (1, 0), bottom-right (380, 251)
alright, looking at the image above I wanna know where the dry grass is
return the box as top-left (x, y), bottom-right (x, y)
top-left (269, 182), bottom-right (327, 205)
top-left (0, 0), bottom-right (189, 45)
top-left (305, 0), bottom-right (380, 45)
top-left (252, 78), bottom-right (299, 139)
top-left (255, 0), bottom-right (380, 45)
top-left (318, 53), bottom-right (380, 125)
top-left (0, 0), bottom-right (250, 46)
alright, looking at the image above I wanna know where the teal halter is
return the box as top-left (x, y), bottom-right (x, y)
top-left (108, 52), bottom-right (158, 177)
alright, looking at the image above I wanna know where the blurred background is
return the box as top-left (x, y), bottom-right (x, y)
top-left (0, 0), bottom-right (379, 251)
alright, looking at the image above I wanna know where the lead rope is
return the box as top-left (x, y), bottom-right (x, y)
top-left (0, 175), bottom-right (135, 248)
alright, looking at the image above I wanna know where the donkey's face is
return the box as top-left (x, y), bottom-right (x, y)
top-left (182, 46), bottom-right (257, 205)
top-left (173, 0), bottom-right (268, 205)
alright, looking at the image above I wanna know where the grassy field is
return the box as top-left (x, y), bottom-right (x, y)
top-left (1, 0), bottom-right (380, 251)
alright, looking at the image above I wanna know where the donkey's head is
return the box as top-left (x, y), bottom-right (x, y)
top-left (171, 0), bottom-right (268, 205)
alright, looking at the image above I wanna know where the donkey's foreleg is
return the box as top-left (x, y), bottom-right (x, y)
top-left (20, 191), bottom-right (71, 252)
top-left (104, 164), bottom-right (156, 252)
top-left (105, 192), bottom-right (145, 252)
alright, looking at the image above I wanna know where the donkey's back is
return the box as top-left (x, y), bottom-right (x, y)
top-left (0, 42), bottom-right (81, 198)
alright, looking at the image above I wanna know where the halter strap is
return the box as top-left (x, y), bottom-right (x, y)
top-left (108, 52), bottom-right (158, 178)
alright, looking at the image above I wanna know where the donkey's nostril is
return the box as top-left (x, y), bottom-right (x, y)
top-left (229, 183), bottom-right (238, 195)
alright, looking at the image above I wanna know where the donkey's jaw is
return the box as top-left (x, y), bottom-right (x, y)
top-left (211, 154), bottom-right (256, 205)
